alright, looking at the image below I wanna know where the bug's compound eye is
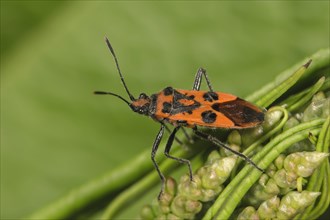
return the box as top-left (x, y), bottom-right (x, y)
top-left (139, 93), bottom-right (148, 99)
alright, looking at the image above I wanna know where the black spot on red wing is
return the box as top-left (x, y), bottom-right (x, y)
top-left (163, 87), bottom-right (173, 96)
top-left (201, 110), bottom-right (217, 123)
top-left (212, 98), bottom-right (264, 126)
top-left (162, 102), bottom-right (172, 113)
top-left (187, 110), bottom-right (193, 114)
top-left (211, 103), bottom-right (221, 111)
top-left (203, 92), bottom-right (219, 102)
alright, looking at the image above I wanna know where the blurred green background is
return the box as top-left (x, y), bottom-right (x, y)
top-left (1, 1), bottom-right (329, 219)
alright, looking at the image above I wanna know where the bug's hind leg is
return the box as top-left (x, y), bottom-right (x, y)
top-left (192, 127), bottom-right (264, 172)
top-left (164, 126), bottom-right (194, 181)
top-left (151, 124), bottom-right (166, 199)
top-left (192, 67), bottom-right (214, 92)
top-left (181, 127), bottom-right (194, 144)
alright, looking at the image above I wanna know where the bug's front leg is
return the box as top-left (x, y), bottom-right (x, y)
top-left (164, 126), bottom-right (194, 181)
top-left (151, 124), bottom-right (166, 199)
top-left (192, 67), bottom-right (214, 92)
top-left (192, 127), bottom-right (264, 172)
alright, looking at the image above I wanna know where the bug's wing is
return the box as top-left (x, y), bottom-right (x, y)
top-left (169, 91), bottom-right (264, 128)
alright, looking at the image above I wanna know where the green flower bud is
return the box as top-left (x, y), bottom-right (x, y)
top-left (178, 174), bottom-right (202, 201)
top-left (262, 108), bottom-right (284, 132)
top-left (276, 191), bottom-right (320, 219)
top-left (200, 186), bottom-right (223, 202)
top-left (170, 195), bottom-right (202, 219)
top-left (283, 116), bottom-right (300, 131)
top-left (312, 91), bottom-right (326, 102)
top-left (205, 150), bottom-right (221, 164)
top-left (240, 126), bottom-right (264, 147)
top-left (211, 156), bottom-right (236, 184)
top-left (273, 169), bottom-right (297, 188)
top-left (140, 205), bottom-right (155, 220)
top-left (302, 98), bottom-right (328, 122)
top-left (237, 206), bottom-right (259, 220)
top-left (151, 198), bottom-right (162, 216)
top-left (266, 163), bottom-right (277, 177)
top-left (258, 174), bottom-right (269, 187)
top-left (274, 154), bottom-right (285, 170)
top-left (166, 213), bottom-right (181, 220)
top-left (263, 178), bottom-right (280, 195)
top-left (165, 177), bottom-right (177, 196)
top-left (222, 143), bottom-right (241, 157)
top-left (245, 177), bottom-right (280, 207)
top-left (228, 130), bottom-right (242, 146)
top-left (257, 196), bottom-right (280, 219)
top-left (284, 151), bottom-right (329, 177)
top-left (155, 214), bottom-right (167, 220)
top-left (159, 177), bottom-right (177, 213)
top-left (285, 139), bottom-right (315, 154)
top-left (199, 166), bottom-right (219, 190)
top-left (321, 98), bottom-right (329, 117)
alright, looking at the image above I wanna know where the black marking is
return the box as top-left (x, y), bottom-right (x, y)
top-left (171, 90), bottom-right (201, 115)
top-left (187, 110), bottom-right (193, 114)
top-left (150, 94), bottom-right (158, 114)
top-left (212, 98), bottom-right (264, 126)
top-left (162, 102), bottom-right (172, 114)
top-left (177, 120), bottom-right (188, 126)
top-left (201, 110), bottom-right (217, 123)
top-left (211, 103), bottom-right (221, 111)
top-left (203, 92), bottom-right (218, 102)
top-left (163, 87), bottom-right (173, 96)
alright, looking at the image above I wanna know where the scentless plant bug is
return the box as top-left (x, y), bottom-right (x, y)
top-left (95, 37), bottom-right (265, 199)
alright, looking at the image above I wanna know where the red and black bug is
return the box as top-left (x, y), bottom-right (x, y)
top-left (95, 37), bottom-right (265, 199)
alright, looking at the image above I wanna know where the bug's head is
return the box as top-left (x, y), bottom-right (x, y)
top-left (94, 37), bottom-right (151, 116)
top-left (129, 93), bottom-right (151, 115)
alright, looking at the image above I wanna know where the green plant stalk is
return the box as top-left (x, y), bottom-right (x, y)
top-left (287, 77), bottom-right (325, 112)
top-left (308, 161), bottom-right (329, 219)
top-left (202, 119), bottom-right (324, 220)
top-left (280, 77), bottom-right (329, 110)
top-left (29, 143), bottom-right (184, 219)
top-left (101, 148), bottom-right (205, 219)
top-left (246, 48), bottom-right (330, 105)
top-left (255, 59), bottom-right (311, 108)
top-left (306, 117), bottom-right (329, 188)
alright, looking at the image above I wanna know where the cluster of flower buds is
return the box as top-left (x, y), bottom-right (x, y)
top-left (237, 191), bottom-right (320, 220)
top-left (244, 151), bottom-right (328, 206)
top-left (140, 151), bottom-right (236, 219)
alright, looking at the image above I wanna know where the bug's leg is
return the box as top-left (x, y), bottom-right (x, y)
top-left (192, 67), bottom-right (214, 92)
top-left (181, 127), bottom-right (194, 144)
top-left (151, 124), bottom-right (166, 199)
top-left (164, 126), bottom-right (194, 181)
top-left (192, 127), bottom-right (264, 172)
top-left (164, 124), bottom-right (184, 145)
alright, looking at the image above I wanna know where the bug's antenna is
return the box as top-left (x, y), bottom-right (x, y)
top-left (105, 37), bottom-right (135, 101)
top-left (94, 91), bottom-right (131, 106)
